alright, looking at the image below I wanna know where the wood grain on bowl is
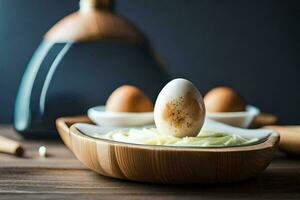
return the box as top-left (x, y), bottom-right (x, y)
top-left (56, 116), bottom-right (92, 149)
top-left (56, 116), bottom-right (279, 184)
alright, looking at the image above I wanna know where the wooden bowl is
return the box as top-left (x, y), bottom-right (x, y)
top-left (56, 116), bottom-right (279, 184)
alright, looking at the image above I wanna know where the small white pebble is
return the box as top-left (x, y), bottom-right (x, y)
top-left (39, 146), bottom-right (47, 157)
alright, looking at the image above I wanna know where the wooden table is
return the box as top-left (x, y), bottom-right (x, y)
top-left (1, 125), bottom-right (300, 200)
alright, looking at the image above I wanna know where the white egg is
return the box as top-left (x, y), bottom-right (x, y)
top-left (154, 78), bottom-right (206, 138)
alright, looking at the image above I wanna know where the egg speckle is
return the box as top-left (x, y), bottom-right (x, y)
top-left (154, 79), bottom-right (205, 138)
top-left (162, 92), bottom-right (201, 129)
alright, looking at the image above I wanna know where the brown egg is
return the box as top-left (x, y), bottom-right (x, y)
top-left (106, 85), bottom-right (154, 112)
top-left (204, 87), bottom-right (246, 112)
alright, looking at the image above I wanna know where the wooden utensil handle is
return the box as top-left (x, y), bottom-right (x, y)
top-left (0, 136), bottom-right (24, 157)
top-left (79, 0), bottom-right (111, 11)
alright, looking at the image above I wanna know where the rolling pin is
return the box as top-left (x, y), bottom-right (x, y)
top-left (265, 125), bottom-right (300, 155)
top-left (250, 113), bottom-right (300, 155)
top-left (0, 135), bottom-right (24, 157)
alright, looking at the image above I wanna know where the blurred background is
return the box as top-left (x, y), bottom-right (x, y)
top-left (0, 0), bottom-right (299, 125)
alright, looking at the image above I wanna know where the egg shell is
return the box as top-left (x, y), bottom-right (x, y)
top-left (154, 78), bottom-right (206, 138)
top-left (204, 87), bottom-right (246, 112)
top-left (106, 85), bottom-right (153, 112)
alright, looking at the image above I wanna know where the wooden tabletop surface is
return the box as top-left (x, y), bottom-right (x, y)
top-left (1, 125), bottom-right (300, 200)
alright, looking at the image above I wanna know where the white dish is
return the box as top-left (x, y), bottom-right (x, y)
top-left (74, 118), bottom-right (273, 147)
top-left (87, 106), bottom-right (154, 126)
top-left (206, 105), bottom-right (260, 128)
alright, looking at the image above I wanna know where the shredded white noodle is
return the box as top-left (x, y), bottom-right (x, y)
top-left (100, 128), bottom-right (258, 147)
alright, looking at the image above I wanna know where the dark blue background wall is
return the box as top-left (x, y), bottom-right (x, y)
top-left (0, 0), bottom-right (299, 124)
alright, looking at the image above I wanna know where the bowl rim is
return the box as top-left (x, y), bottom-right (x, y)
top-left (88, 105), bottom-right (153, 117)
top-left (206, 105), bottom-right (260, 118)
top-left (69, 124), bottom-right (279, 153)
